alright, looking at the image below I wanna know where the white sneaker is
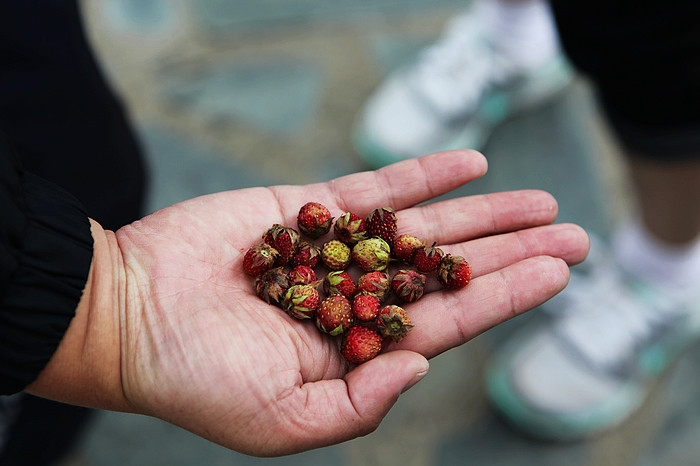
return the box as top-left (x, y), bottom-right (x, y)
top-left (485, 239), bottom-right (700, 440)
top-left (353, 3), bottom-right (573, 168)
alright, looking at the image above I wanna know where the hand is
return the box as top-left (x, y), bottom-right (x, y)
top-left (29, 150), bottom-right (588, 456)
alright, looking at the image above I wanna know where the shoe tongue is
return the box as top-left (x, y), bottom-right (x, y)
top-left (554, 277), bottom-right (697, 378)
top-left (408, 16), bottom-right (495, 118)
top-left (552, 275), bottom-right (666, 374)
top-left (555, 311), bottom-right (636, 373)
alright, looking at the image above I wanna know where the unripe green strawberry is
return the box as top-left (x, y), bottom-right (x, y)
top-left (413, 242), bottom-right (444, 273)
top-left (437, 254), bottom-right (472, 289)
top-left (392, 234), bottom-right (426, 264)
top-left (316, 295), bottom-right (354, 336)
top-left (288, 265), bottom-right (317, 285)
top-left (263, 224), bottom-right (300, 266)
top-left (334, 211), bottom-right (368, 244)
top-left (352, 292), bottom-right (381, 322)
top-left (352, 237), bottom-right (391, 272)
top-left (283, 284), bottom-right (320, 320)
top-left (321, 239), bottom-right (351, 271)
top-left (242, 243), bottom-right (279, 276)
top-left (323, 270), bottom-right (356, 299)
top-left (297, 202), bottom-right (333, 239)
top-left (376, 305), bottom-right (414, 343)
top-left (291, 241), bottom-right (321, 268)
top-left (366, 207), bottom-right (397, 246)
top-left (356, 270), bottom-right (391, 302)
top-left (341, 326), bottom-right (383, 364)
top-left (254, 267), bottom-right (290, 306)
top-left (391, 269), bottom-right (426, 303)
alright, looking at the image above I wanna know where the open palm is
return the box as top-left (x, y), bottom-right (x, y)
top-left (112, 150), bottom-right (588, 456)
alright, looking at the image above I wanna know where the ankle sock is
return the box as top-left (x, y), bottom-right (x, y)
top-left (613, 220), bottom-right (700, 290)
top-left (477, 0), bottom-right (562, 69)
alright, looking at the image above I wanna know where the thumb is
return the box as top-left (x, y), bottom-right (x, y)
top-left (269, 350), bottom-right (429, 456)
top-left (345, 349), bottom-right (430, 417)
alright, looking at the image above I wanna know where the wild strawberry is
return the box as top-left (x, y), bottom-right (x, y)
top-left (356, 270), bottom-right (391, 303)
top-left (334, 211), bottom-right (368, 244)
top-left (321, 239), bottom-right (351, 271)
top-left (288, 265), bottom-right (317, 285)
top-left (352, 237), bottom-right (391, 272)
top-left (366, 207), bottom-right (397, 246)
top-left (263, 224), bottom-right (300, 266)
top-left (437, 254), bottom-right (472, 289)
top-left (316, 295), bottom-right (354, 336)
top-left (391, 269), bottom-right (426, 303)
top-left (341, 326), bottom-right (383, 364)
top-left (413, 242), bottom-right (444, 273)
top-left (392, 234), bottom-right (425, 264)
top-left (291, 241), bottom-right (321, 268)
top-left (352, 292), bottom-right (381, 322)
top-left (283, 284), bottom-right (320, 320)
top-left (323, 270), bottom-right (356, 299)
top-left (254, 267), bottom-right (290, 306)
top-left (242, 243), bottom-right (279, 276)
top-left (376, 305), bottom-right (414, 343)
top-left (297, 202), bottom-right (333, 239)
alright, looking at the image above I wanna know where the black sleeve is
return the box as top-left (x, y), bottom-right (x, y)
top-left (0, 132), bottom-right (93, 395)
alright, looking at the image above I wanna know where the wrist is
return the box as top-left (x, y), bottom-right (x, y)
top-left (26, 219), bottom-right (131, 412)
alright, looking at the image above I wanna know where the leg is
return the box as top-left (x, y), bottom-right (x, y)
top-left (627, 156), bottom-right (700, 245)
top-left (485, 0), bottom-right (700, 439)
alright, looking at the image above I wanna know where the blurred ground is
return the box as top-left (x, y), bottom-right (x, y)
top-left (65, 1), bottom-right (700, 464)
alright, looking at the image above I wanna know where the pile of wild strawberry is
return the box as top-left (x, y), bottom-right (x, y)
top-left (243, 202), bottom-right (471, 365)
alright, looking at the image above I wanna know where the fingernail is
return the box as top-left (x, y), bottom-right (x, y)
top-left (401, 362), bottom-right (429, 394)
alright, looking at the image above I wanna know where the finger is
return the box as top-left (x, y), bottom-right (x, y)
top-left (451, 223), bottom-right (590, 273)
top-left (394, 256), bottom-right (571, 359)
top-left (327, 150), bottom-right (488, 214)
top-left (395, 189), bottom-right (560, 244)
top-left (263, 350), bottom-right (429, 455)
top-left (230, 150), bottom-right (486, 238)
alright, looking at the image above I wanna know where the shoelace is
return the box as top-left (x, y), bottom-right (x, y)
top-left (550, 250), bottom-right (700, 377)
top-left (408, 13), bottom-right (520, 117)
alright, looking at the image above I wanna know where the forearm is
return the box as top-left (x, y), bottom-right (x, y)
top-left (26, 220), bottom-right (132, 412)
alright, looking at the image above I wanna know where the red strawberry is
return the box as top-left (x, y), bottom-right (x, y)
top-left (356, 270), bottom-right (391, 303)
top-left (242, 243), bottom-right (279, 276)
top-left (288, 265), bottom-right (317, 285)
top-left (352, 292), bottom-right (381, 322)
top-left (376, 305), bottom-right (414, 343)
top-left (413, 242), bottom-right (444, 273)
top-left (283, 284), bottom-right (320, 320)
top-left (291, 241), bottom-right (321, 268)
top-left (263, 224), bottom-right (300, 266)
top-left (254, 267), bottom-right (290, 306)
top-left (316, 295), bottom-right (354, 336)
top-left (321, 239), bottom-right (351, 271)
top-left (334, 211), bottom-right (368, 244)
top-left (392, 234), bottom-right (426, 264)
top-left (323, 270), bottom-right (356, 299)
top-left (391, 269), bottom-right (426, 303)
top-left (341, 326), bottom-right (383, 364)
top-left (437, 254), bottom-right (472, 289)
top-left (366, 207), bottom-right (397, 246)
top-left (352, 237), bottom-right (391, 272)
top-left (297, 202), bottom-right (333, 239)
